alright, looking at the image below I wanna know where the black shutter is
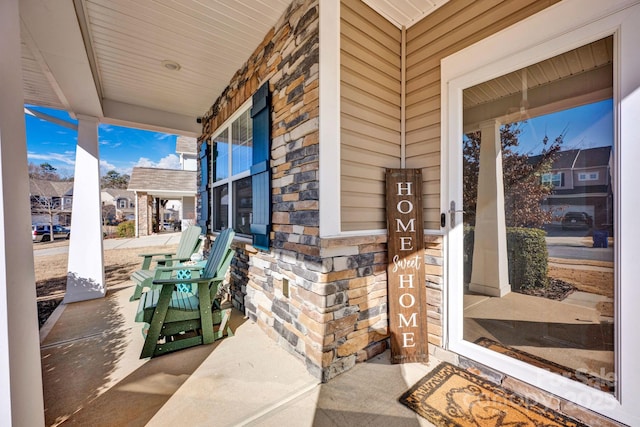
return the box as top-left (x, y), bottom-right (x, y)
top-left (198, 140), bottom-right (210, 231)
top-left (250, 82), bottom-right (271, 251)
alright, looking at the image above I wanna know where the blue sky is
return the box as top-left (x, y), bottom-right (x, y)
top-left (512, 99), bottom-right (613, 155)
top-left (25, 106), bottom-right (180, 178)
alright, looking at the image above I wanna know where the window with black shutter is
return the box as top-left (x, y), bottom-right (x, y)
top-left (250, 82), bottom-right (271, 251)
top-left (202, 83), bottom-right (271, 249)
top-left (198, 140), bottom-right (210, 231)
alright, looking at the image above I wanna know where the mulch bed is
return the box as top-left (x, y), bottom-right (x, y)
top-left (517, 278), bottom-right (576, 301)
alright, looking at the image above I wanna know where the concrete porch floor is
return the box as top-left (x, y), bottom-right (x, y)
top-left (39, 281), bottom-right (439, 426)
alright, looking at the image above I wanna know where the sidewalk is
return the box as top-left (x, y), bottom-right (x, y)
top-left (33, 232), bottom-right (183, 256)
top-left (38, 232), bottom-right (437, 426)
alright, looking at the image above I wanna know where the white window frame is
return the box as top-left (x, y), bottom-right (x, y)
top-left (210, 99), bottom-right (252, 235)
top-left (441, 1), bottom-right (640, 424)
top-left (542, 172), bottom-right (563, 187)
top-left (578, 171), bottom-right (599, 181)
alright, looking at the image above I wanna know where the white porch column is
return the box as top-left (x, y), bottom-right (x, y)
top-left (65, 115), bottom-right (105, 302)
top-left (469, 120), bottom-right (510, 297)
top-left (0, 0), bottom-right (46, 424)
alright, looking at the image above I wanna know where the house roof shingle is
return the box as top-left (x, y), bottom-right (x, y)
top-left (127, 167), bottom-right (196, 195)
top-left (102, 188), bottom-right (135, 199)
top-left (30, 179), bottom-right (73, 198)
top-left (529, 146), bottom-right (611, 169)
top-left (573, 146), bottom-right (612, 168)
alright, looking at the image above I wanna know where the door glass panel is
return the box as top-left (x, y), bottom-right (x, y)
top-left (462, 36), bottom-right (615, 394)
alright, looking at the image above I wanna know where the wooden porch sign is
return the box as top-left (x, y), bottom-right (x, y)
top-left (386, 169), bottom-right (428, 364)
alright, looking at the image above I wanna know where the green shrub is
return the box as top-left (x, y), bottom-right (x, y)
top-left (464, 226), bottom-right (548, 290)
top-left (506, 227), bottom-right (549, 290)
top-left (116, 220), bottom-right (135, 238)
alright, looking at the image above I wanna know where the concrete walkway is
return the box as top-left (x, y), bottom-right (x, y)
top-left (38, 233), bottom-right (437, 427)
top-left (33, 231), bottom-right (183, 256)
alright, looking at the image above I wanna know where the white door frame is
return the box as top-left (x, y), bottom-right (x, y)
top-left (441, 0), bottom-right (640, 424)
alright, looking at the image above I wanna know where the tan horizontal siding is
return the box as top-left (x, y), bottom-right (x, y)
top-left (340, 63), bottom-right (399, 103)
top-left (405, 0), bottom-right (559, 229)
top-left (340, 0), bottom-right (401, 232)
top-left (341, 146), bottom-right (400, 171)
top-left (341, 115), bottom-right (399, 146)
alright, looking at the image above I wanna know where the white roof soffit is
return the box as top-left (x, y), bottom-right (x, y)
top-left (362, 0), bottom-right (450, 28)
top-left (20, 0), bottom-right (102, 118)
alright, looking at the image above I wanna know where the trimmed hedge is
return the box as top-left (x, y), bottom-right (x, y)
top-left (464, 226), bottom-right (548, 290)
top-left (117, 220), bottom-right (135, 238)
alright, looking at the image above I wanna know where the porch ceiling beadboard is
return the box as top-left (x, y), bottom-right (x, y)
top-left (19, 0), bottom-right (447, 136)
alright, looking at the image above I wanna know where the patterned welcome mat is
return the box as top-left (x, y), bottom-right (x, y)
top-left (399, 362), bottom-right (587, 427)
top-left (474, 337), bottom-right (614, 393)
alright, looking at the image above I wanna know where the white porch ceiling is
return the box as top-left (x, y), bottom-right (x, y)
top-left (19, 0), bottom-right (444, 136)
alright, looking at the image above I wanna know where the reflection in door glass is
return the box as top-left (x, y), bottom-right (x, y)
top-left (462, 36), bottom-right (615, 394)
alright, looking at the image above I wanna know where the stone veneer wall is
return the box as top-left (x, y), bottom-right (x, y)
top-left (199, 0), bottom-right (445, 382)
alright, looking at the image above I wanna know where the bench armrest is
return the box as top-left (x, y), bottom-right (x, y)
top-left (138, 252), bottom-right (176, 270)
top-left (152, 274), bottom-right (225, 286)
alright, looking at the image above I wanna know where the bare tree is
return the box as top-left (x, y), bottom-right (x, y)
top-left (29, 179), bottom-right (68, 241)
top-left (463, 122), bottom-right (564, 228)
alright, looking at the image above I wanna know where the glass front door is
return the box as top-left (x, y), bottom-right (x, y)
top-left (443, 3), bottom-right (640, 423)
top-left (460, 37), bottom-right (615, 393)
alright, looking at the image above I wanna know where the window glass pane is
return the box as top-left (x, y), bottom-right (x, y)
top-left (213, 129), bottom-right (229, 182)
top-left (233, 176), bottom-right (252, 235)
top-left (232, 109), bottom-right (253, 175)
top-left (212, 184), bottom-right (228, 231)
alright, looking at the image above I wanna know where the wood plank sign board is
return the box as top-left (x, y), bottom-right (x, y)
top-left (385, 169), bottom-right (428, 364)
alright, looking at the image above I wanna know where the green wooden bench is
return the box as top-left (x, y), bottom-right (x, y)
top-left (129, 224), bottom-right (203, 301)
top-left (135, 228), bottom-right (235, 358)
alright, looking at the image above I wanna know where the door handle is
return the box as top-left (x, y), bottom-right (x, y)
top-left (449, 201), bottom-right (465, 228)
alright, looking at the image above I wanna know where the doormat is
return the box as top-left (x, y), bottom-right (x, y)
top-left (399, 362), bottom-right (587, 427)
top-left (474, 337), bottom-right (614, 393)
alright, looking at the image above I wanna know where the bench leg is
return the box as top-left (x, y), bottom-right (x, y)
top-left (213, 306), bottom-right (233, 340)
top-left (130, 283), bottom-right (144, 301)
top-left (140, 285), bottom-right (173, 358)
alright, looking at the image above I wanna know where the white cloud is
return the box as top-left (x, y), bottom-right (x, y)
top-left (28, 151), bottom-right (75, 166)
top-left (134, 153), bottom-right (181, 170)
top-left (156, 133), bottom-right (176, 141)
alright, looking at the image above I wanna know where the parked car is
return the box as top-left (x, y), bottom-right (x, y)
top-left (561, 211), bottom-right (593, 230)
top-left (32, 224), bottom-right (70, 242)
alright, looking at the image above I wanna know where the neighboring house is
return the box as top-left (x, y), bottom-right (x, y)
top-left (100, 188), bottom-right (136, 223)
top-left (127, 167), bottom-right (196, 236)
top-left (128, 137), bottom-right (197, 236)
top-left (533, 146), bottom-right (614, 231)
top-left (29, 179), bottom-right (73, 226)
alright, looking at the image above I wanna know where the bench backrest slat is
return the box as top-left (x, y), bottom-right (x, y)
top-left (175, 225), bottom-right (203, 259)
top-left (202, 228), bottom-right (235, 279)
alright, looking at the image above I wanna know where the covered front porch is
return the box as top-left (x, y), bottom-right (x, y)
top-left (39, 276), bottom-right (436, 426)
